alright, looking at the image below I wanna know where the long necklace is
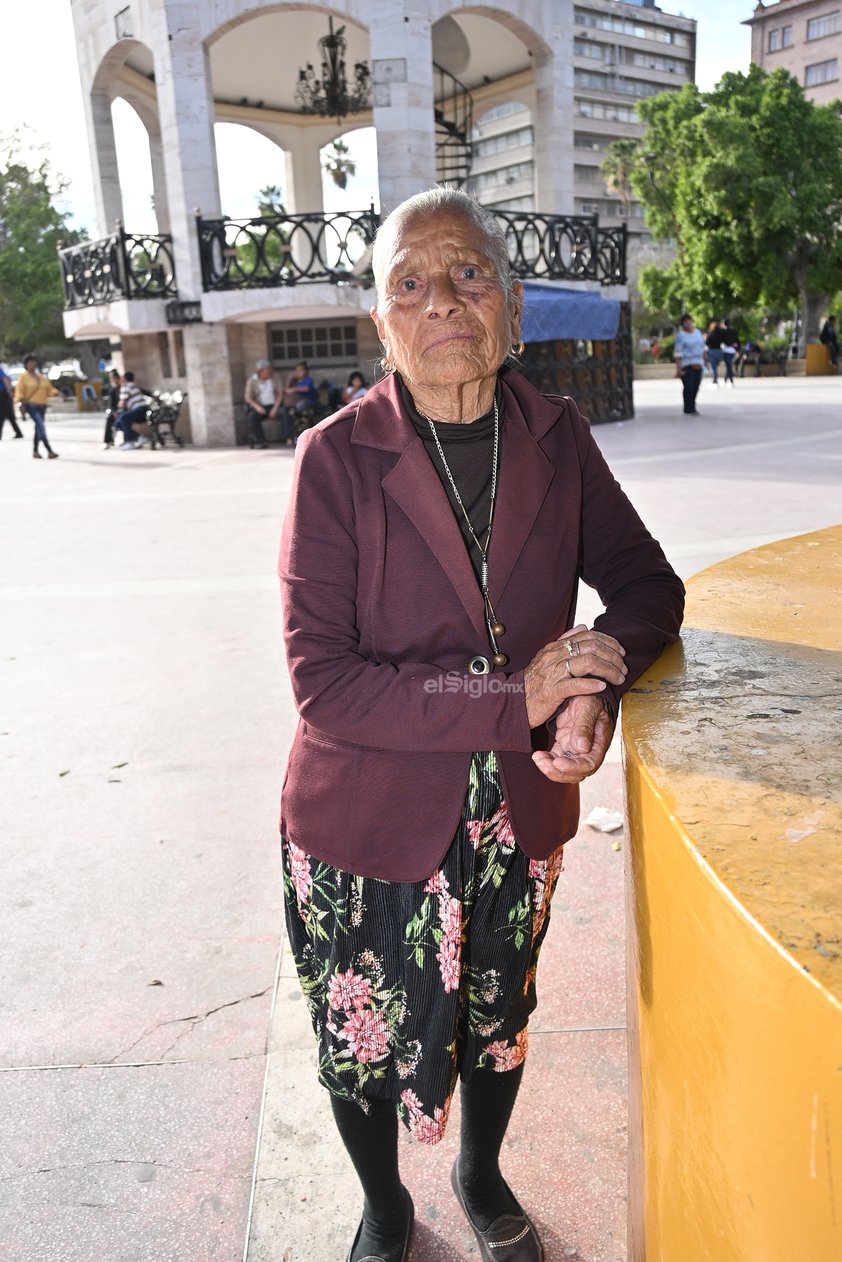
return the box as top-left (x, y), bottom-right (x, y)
top-left (424, 397), bottom-right (508, 671)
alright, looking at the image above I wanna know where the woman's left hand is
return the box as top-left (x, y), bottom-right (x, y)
top-left (531, 694), bottom-right (615, 783)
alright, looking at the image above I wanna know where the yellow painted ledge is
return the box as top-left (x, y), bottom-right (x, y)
top-left (622, 525), bottom-right (842, 1262)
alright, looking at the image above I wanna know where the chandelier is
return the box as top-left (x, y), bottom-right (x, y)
top-left (295, 17), bottom-right (371, 123)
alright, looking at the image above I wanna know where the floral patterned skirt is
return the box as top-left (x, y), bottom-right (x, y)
top-left (281, 751), bottom-right (565, 1144)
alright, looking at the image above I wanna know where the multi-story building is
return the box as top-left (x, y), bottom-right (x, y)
top-left (61, 0), bottom-right (634, 443)
top-left (744, 0), bottom-right (841, 103)
top-left (467, 1), bottom-right (696, 244)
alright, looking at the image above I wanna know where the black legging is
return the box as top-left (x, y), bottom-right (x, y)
top-left (331, 1063), bottom-right (526, 1262)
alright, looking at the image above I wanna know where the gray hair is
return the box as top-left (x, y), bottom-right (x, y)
top-left (372, 187), bottom-right (516, 302)
top-left (255, 358), bottom-right (271, 370)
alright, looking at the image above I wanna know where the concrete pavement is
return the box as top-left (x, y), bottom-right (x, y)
top-left (1, 375), bottom-right (839, 1262)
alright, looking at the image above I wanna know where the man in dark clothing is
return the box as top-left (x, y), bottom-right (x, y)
top-left (820, 316), bottom-right (839, 367)
top-left (0, 367), bottom-right (24, 439)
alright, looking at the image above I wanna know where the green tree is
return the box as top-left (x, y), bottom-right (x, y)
top-left (632, 67), bottom-right (842, 342)
top-left (322, 138), bottom-right (356, 191)
top-left (601, 139), bottom-right (638, 219)
top-left (0, 138), bottom-right (82, 360)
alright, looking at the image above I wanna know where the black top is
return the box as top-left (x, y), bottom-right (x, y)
top-left (400, 378), bottom-right (503, 582)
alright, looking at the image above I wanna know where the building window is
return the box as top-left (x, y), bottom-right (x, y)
top-left (467, 162), bottom-right (534, 195)
top-left (269, 322), bottom-right (358, 368)
top-left (574, 8), bottom-right (691, 49)
top-left (576, 99), bottom-right (639, 124)
top-left (768, 28), bottom-right (781, 52)
top-left (477, 101), bottom-right (525, 124)
top-left (574, 69), bottom-right (665, 98)
top-left (807, 12), bottom-right (840, 40)
top-left (473, 127), bottom-right (534, 159)
top-left (805, 57), bottom-right (839, 85)
top-left (782, 25), bottom-right (794, 47)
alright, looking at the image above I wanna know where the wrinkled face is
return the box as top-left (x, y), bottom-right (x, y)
top-left (371, 210), bottom-right (521, 389)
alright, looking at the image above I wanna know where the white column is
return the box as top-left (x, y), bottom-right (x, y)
top-left (87, 90), bottom-right (124, 235)
top-left (369, 4), bottom-right (436, 211)
top-left (150, 6), bottom-right (222, 298)
top-left (150, 2), bottom-right (235, 445)
top-left (284, 132), bottom-right (325, 214)
top-left (534, 0), bottom-right (575, 214)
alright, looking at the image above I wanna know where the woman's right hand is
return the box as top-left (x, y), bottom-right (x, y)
top-left (523, 624), bottom-right (628, 728)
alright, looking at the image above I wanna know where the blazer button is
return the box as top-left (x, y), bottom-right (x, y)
top-left (468, 655), bottom-right (491, 676)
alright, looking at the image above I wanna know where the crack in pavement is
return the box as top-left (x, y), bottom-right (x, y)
top-left (106, 987), bottom-right (273, 1064)
top-left (0, 1159), bottom-right (252, 1183)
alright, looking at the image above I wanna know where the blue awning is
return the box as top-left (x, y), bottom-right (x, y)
top-left (520, 281), bottom-right (621, 343)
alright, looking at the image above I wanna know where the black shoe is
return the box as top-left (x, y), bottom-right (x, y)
top-left (33, 450), bottom-right (42, 459)
top-left (345, 1187), bottom-right (414, 1262)
top-left (451, 1161), bottom-right (543, 1262)
top-left (48, 450), bottom-right (59, 459)
top-left (259, 443), bottom-right (268, 449)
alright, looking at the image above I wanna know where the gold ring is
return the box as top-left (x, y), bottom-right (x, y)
top-left (564, 657), bottom-right (572, 678)
top-left (570, 641), bottom-right (582, 656)
top-left (561, 638), bottom-right (575, 654)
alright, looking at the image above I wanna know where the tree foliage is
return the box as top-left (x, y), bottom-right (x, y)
top-left (631, 66), bottom-right (842, 338)
top-left (0, 138), bottom-right (81, 360)
top-left (601, 140), bottom-right (638, 218)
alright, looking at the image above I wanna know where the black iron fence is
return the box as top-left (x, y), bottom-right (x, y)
top-left (495, 212), bottom-right (627, 287)
top-left (59, 209), bottom-right (627, 310)
top-left (58, 228), bottom-right (177, 308)
top-left (197, 208), bottom-right (379, 291)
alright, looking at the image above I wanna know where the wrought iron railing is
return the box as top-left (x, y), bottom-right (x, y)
top-left (58, 228), bottom-right (177, 308)
top-left (434, 62), bottom-right (473, 187)
top-left (494, 212), bottom-right (627, 286)
top-left (197, 208), bottom-right (379, 291)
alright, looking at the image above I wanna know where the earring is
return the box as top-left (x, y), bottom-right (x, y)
top-left (381, 356), bottom-right (396, 373)
top-left (510, 340), bottom-right (525, 356)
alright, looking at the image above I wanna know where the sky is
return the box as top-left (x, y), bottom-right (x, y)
top-left (3, 0), bottom-right (756, 236)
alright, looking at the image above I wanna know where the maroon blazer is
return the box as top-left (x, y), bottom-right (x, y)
top-left (279, 368), bottom-right (684, 880)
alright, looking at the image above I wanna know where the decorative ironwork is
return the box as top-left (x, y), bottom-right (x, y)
top-left (295, 17), bottom-right (370, 122)
top-left (59, 228), bottom-right (177, 309)
top-left (519, 301), bottom-right (634, 424)
top-left (434, 62), bottom-right (473, 187)
top-left (197, 208), bottom-right (379, 291)
top-left (166, 300), bottom-right (203, 325)
top-left (114, 6), bottom-right (133, 39)
top-left (494, 212), bottom-right (627, 287)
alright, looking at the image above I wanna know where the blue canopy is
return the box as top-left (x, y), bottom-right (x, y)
top-left (520, 281), bottom-right (621, 343)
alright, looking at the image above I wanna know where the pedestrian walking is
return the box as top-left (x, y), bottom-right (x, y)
top-left (14, 355), bottom-right (60, 458)
top-left (720, 319), bottom-right (740, 387)
top-left (705, 319), bottom-right (726, 386)
top-left (674, 314), bottom-right (707, 415)
top-left (0, 366), bottom-right (24, 440)
top-left (279, 187), bottom-right (685, 1262)
top-left (103, 369), bottom-right (122, 448)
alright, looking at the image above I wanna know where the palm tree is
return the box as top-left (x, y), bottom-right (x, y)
top-left (602, 139), bottom-right (639, 220)
top-left (322, 139), bottom-right (356, 191)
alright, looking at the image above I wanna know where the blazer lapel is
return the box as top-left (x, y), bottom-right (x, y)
top-left (489, 387), bottom-right (556, 605)
top-left (383, 443), bottom-right (488, 637)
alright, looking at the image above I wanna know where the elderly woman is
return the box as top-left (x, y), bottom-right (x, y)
top-left (279, 188), bottom-right (684, 1262)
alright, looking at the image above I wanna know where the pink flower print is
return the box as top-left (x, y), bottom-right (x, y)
top-left (436, 934), bottom-right (461, 993)
top-left (466, 818), bottom-right (484, 850)
top-left (435, 891), bottom-right (462, 992)
top-left (403, 1094), bottom-right (451, 1145)
top-left (424, 870), bottom-right (448, 895)
top-left (484, 1028), bottom-right (529, 1073)
top-left (328, 968), bottom-right (373, 1013)
top-left (340, 1008), bottom-right (390, 1064)
top-left (400, 1088), bottom-right (424, 1117)
top-left (528, 857), bottom-right (546, 881)
top-left (495, 801), bottom-right (516, 849)
top-left (287, 842), bottom-right (313, 908)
